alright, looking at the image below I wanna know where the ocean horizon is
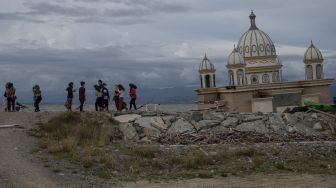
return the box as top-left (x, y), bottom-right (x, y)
top-left (1, 103), bottom-right (197, 113)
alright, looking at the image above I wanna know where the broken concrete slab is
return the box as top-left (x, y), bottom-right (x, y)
top-left (0, 124), bottom-right (23, 129)
top-left (221, 117), bottom-right (239, 128)
top-left (195, 120), bottom-right (221, 131)
top-left (118, 123), bottom-right (139, 141)
top-left (114, 114), bottom-right (141, 123)
top-left (235, 120), bottom-right (269, 134)
top-left (134, 117), bottom-right (162, 139)
top-left (150, 117), bottom-right (169, 131)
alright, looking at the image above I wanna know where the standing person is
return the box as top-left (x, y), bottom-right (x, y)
top-left (113, 84), bottom-right (120, 111)
top-left (3, 83), bottom-right (9, 111)
top-left (32, 85), bottom-right (42, 112)
top-left (5, 82), bottom-right (16, 112)
top-left (129, 83), bottom-right (137, 110)
top-left (78, 81), bottom-right (86, 112)
top-left (65, 82), bottom-right (75, 111)
top-left (118, 84), bottom-right (127, 111)
top-left (94, 80), bottom-right (103, 111)
top-left (102, 83), bottom-right (110, 111)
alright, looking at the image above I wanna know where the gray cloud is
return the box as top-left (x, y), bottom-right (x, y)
top-left (0, 0), bottom-right (335, 102)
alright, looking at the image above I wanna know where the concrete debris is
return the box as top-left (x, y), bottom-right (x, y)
top-left (114, 114), bottom-right (141, 123)
top-left (114, 110), bottom-right (336, 144)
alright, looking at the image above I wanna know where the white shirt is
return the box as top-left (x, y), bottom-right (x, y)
top-left (119, 90), bottom-right (124, 98)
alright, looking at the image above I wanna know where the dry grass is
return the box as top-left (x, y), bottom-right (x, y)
top-left (33, 112), bottom-right (336, 182)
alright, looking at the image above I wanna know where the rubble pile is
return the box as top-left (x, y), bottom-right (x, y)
top-left (113, 110), bottom-right (336, 144)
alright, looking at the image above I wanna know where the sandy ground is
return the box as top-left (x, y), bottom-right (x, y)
top-left (0, 111), bottom-right (336, 188)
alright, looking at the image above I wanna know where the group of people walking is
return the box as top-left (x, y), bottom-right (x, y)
top-left (2, 80), bottom-right (137, 112)
top-left (65, 80), bottom-right (137, 112)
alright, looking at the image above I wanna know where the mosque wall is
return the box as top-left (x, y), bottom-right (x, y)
top-left (302, 85), bottom-right (332, 104)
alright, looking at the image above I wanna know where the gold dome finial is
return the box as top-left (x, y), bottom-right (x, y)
top-left (249, 10), bottom-right (258, 30)
top-left (203, 52), bottom-right (208, 60)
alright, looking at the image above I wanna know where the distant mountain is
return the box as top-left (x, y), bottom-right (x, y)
top-left (137, 86), bottom-right (197, 104)
top-left (12, 82), bottom-right (336, 105)
top-left (332, 81), bottom-right (336, 101)
top-left (14, 86), bottom-right (198, 104)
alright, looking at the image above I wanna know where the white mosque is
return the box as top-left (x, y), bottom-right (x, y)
top-left (196, 11), bottom-right (333, 112)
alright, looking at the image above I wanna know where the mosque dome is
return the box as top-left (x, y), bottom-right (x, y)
top-left (199, 54), bottom-right (215, 71)
top-left (227, 46), bottom-right (245, 66)
top-left (237, 11), bottom-right (277, 59)
top-left (304, 41), bottom-right (323, 63)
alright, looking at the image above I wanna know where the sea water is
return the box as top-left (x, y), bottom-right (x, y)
top-left (6, 103), bottom-right (197, 113)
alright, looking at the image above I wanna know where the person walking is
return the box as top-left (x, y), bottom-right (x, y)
top-left (129, 83), bottom-right (137, 110)
top-left (78, 81), bottom-right (86, 112)
top-left (94, 80), bottom-right (104, 111)
top-left (65, 82), bottom-right (75, 111)
top-left (113, 84), bottom-right (120, 111)
top-left (118, 84), bottom-right (127, 111)
top-left (102, 83), bottom-right (110, 111)
top-left (5, 82), bottom-right (16, 112)
top-left (32, 84), bottom-right (42, 112)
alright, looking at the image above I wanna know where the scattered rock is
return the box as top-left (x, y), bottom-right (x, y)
top-left (203, 112), bottom-right (226, 121)
top-left (313, 122), bottom-right (323, 130)
top-left (235, 120), bottom-right (269, 134)
top-left (191, 112), bottom-right (203, 122)
top-left (195, 120), bottom-right (221, 131)
top-left (150, 117), bottom-right (169, 131)
top-left (134, 117), bottom-right (162, 139)
top-left (119, 123), bottom-right (138, 141)
top-left (161, 116), bottom-right (176, 127)
top-left (114, 114), bottom-right (141, 123)
top-left (311, 113), bottom-right (318, 119)
top-left (167, 118), bottom-right (195, 134)
top-left (242, 115), bottom-right (264, 122)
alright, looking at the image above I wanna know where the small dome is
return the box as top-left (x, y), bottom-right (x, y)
top-left (199, 54), bottom-right (215, 71)
top-left (237, 11), bottom-right (277, 58)
top-left (227, 46), bottom-right (245, 66)
top-left (304, 41), bottom-right (323, 63)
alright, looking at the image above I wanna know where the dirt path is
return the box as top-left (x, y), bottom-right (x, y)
top-left (120, 174), bottom-right (336, 188)
top-left (0, 112), bottom-right (59, 187)
top-left (1, 112), bottom-right (336, 188)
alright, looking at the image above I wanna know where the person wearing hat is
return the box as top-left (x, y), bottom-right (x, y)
top-left (65, 82), bottom-right (76, 111)
top-left (78, 81), bottom-right (86, 112)
top-left (32, 84), bottom-right (42, 112)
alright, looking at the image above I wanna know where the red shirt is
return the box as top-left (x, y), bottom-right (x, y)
top-left (129, 88), bottom-right (137, 99)
top-left (79, 87), bottom-right (86, 101)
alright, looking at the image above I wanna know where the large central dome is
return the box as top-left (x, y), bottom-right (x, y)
top-left (237, 11), bottom-right (277, 59)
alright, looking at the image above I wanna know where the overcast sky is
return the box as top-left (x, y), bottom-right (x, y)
top-left (0, 0), bottom-right (335, 97)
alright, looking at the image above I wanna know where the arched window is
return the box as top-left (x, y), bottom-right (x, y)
top-left (262, 74), bottom-right (270, 83)
top-left (259, 44), bottom-right (264, 52)
top-left (237, 69), bottom-right (244, 85)
top-left (316, 64), bottom-right (323, 79)
top-left (272, 72), bottom-right (279, 82)
top-left (200, 75), bottom-right (203, 88)
top-left (245, 46), bottom-right (249, 53)
top-left (205, 75), bottom-right (211, 88)
top-left (251, 75), bottom-right (259, 84)
top-left (228, 70), bottom-right (234, 86)
top-left (306, 65), bottom-right (313, 80)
